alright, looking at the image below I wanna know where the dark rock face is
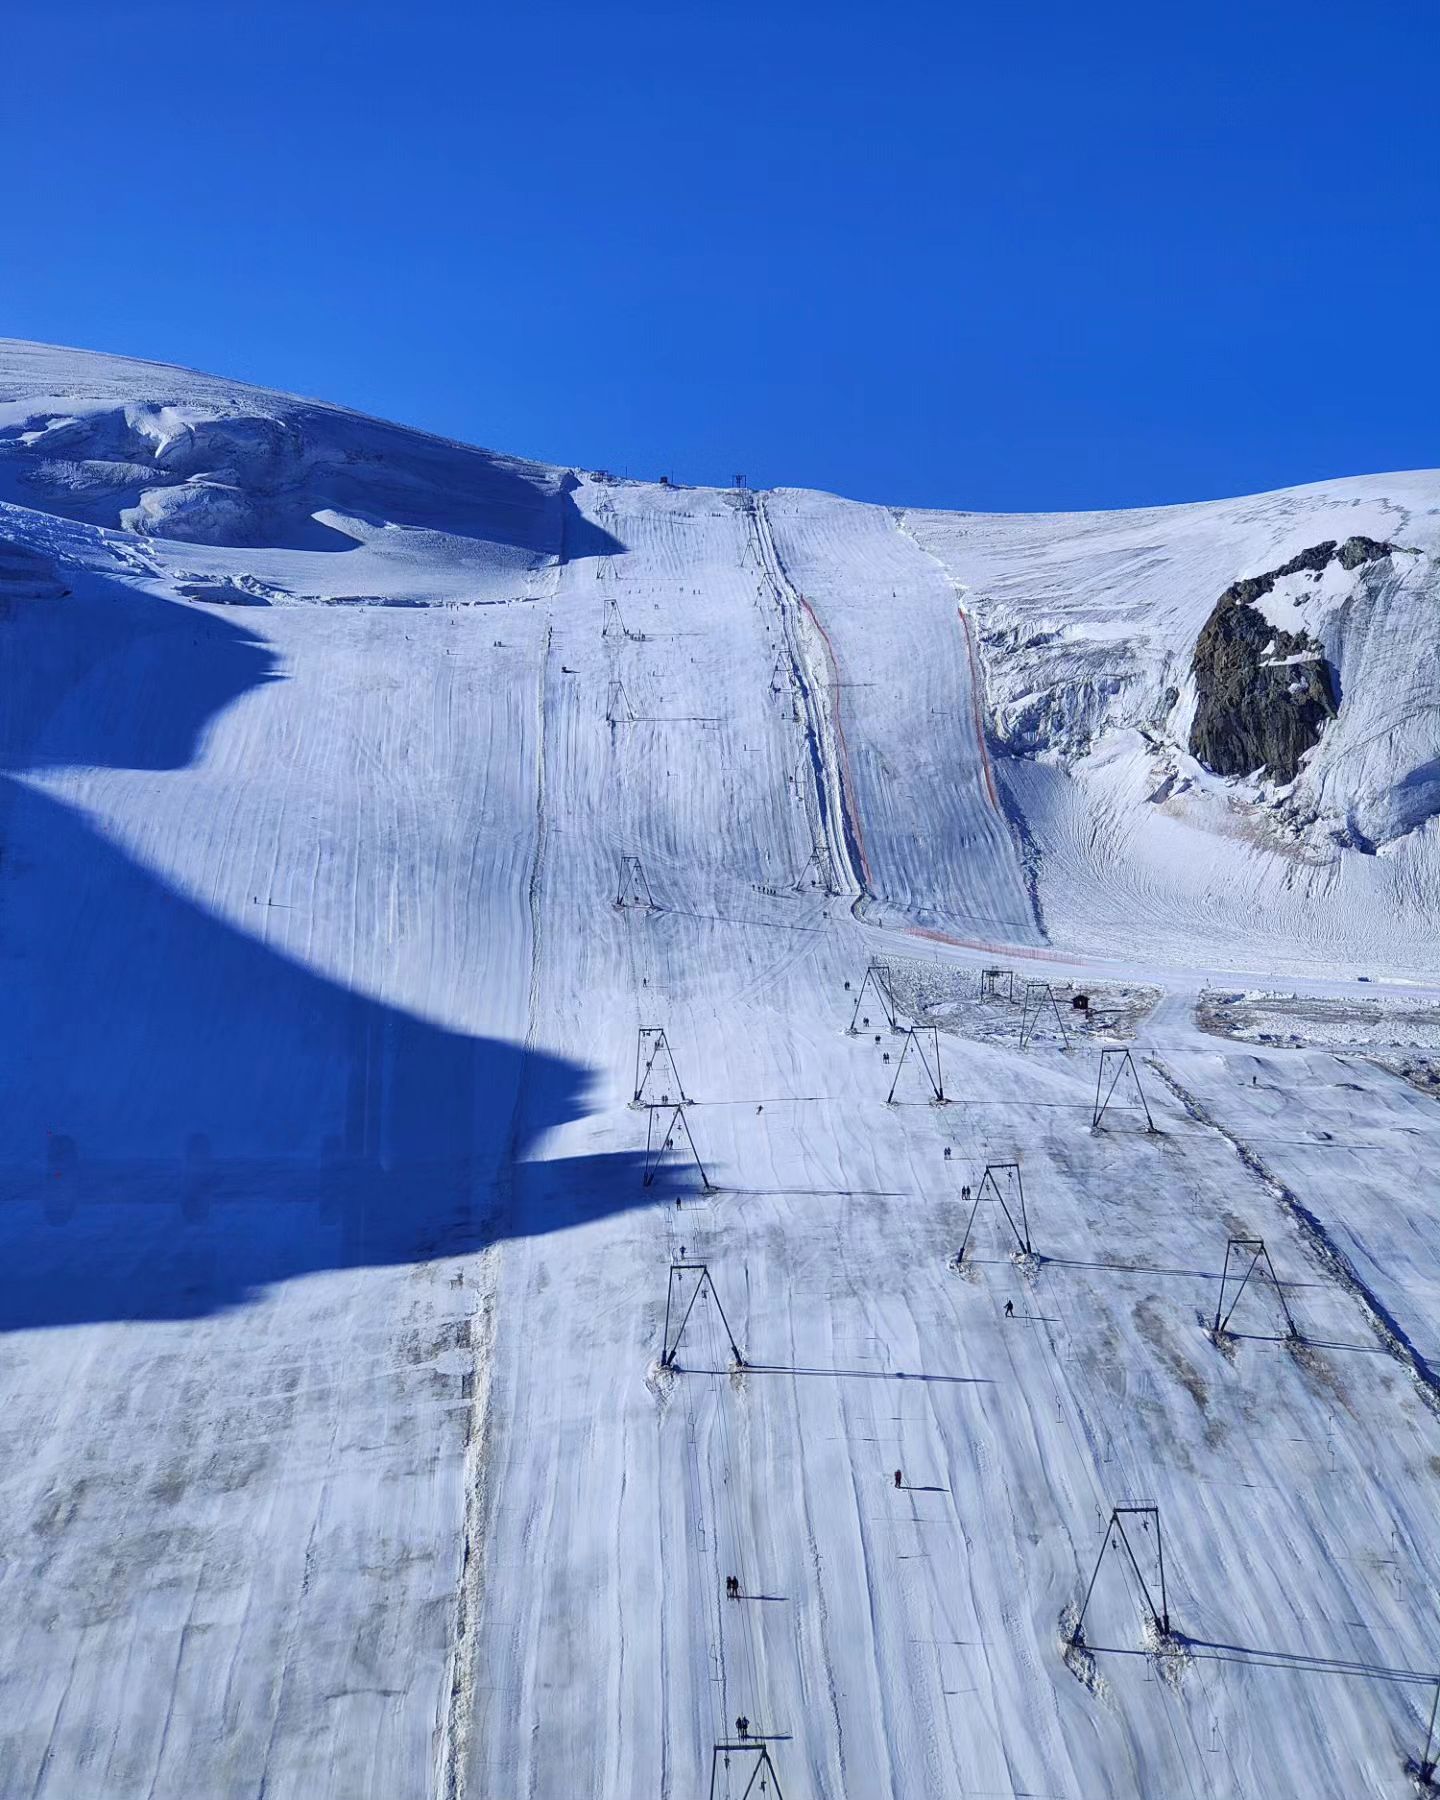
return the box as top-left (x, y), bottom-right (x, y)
top-left (1188, 537), bottom-right (1395, 784)
top-left (1190, 603), bottom-right (1335, 783)
top-left (1338, 534), bottom-right (1395, 570)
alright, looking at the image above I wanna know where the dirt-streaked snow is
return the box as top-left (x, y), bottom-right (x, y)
top-left (1, 340), bottom-right (1438, 1799)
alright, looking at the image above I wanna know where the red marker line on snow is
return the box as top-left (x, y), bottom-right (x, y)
top-left (798, 593), bottom-right (874, 892)
top-left (801, 588), bottom-right (1075, 963)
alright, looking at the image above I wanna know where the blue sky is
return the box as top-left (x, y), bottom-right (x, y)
top-left (8, 0), bottom-right (1436, 509)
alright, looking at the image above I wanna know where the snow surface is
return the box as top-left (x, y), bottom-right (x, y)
top-left (1, 339), bottom-right (1439, 1799)
top-left (904, 485), bottom-right (1440, 966)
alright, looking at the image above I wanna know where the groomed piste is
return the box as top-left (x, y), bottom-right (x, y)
top-left (2, 340), bottom-right (1439, 1799)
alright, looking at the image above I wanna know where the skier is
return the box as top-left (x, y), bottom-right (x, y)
top-left (1004, 1299), bottom-right (1015, 1319)
top-left (894, 1468), bottom-right (903, 1489)
top-left (736, 1716), bottom-right (749, 1741)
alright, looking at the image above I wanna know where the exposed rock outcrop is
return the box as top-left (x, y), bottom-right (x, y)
top-left (1338, 534), bottom-right (1395, 570)
top-left (1188, 538), bottom-right (1394, 783)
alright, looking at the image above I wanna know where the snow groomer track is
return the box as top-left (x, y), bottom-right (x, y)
top-left (1, 341), bottom-right (1439, 1799)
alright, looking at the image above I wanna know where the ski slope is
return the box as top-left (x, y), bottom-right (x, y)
top-left (2, 341), bottom-right (1439, 1799)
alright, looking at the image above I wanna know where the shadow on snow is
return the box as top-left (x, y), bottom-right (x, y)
top-left (0, 565), bottom-right (657, 1331)
top-left (0, 404), bottom-right (624, 561)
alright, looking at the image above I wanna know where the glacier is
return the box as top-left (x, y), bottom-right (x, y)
top-left (1, 339), bottom-right (1438, 1799)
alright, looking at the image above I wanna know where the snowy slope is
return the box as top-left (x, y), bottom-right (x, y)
top-left (2, 340), bottom-right (1439, 1800)
top-left (904, 482), bottom-right (1440, 975)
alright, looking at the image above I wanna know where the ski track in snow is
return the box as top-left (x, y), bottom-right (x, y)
top-left (0, 344), bottom-right (1438, 1798)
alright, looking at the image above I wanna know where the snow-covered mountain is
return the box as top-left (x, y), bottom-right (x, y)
top-left (2, 341), bottom-right (1438, 1800)
top-left (906, 481), bottom-right (1440, 901)
top-left (5, 340), bottom-right (1436, 979)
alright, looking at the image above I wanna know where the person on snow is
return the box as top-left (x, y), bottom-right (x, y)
top-left (893, 1468), bottom-right (903, 1489)
top-left (1004, 1299), bottom-right (1015, 1318)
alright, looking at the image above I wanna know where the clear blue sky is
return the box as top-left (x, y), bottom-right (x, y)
top-left (8, 0), bottom-right (1437, 509)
